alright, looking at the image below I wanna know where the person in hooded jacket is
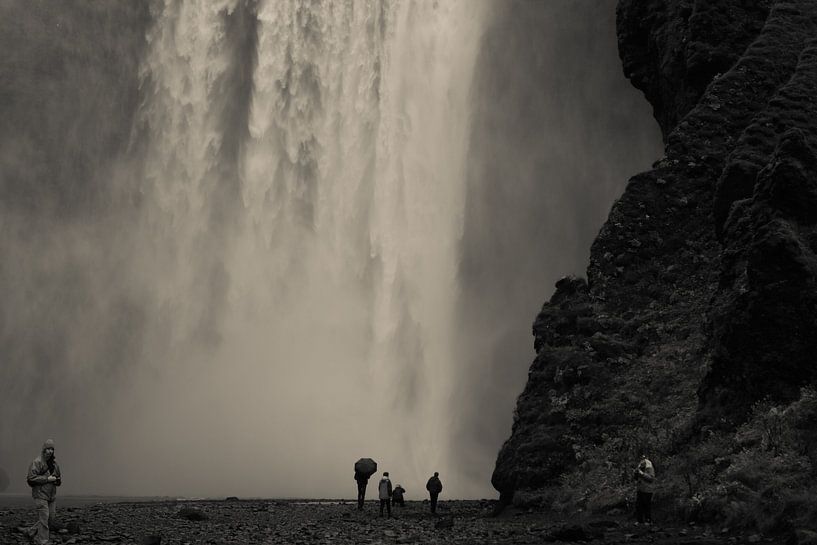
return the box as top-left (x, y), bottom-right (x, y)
top-left (378, 472), bottom-right (393, 517)
top-left (633, 454), bottom-right (655, 525)
top-left (425, 472), bottom-right (442, 514)
top-left (26, 439), bottom-right (61, 545)
top-left (392, 484), bottom-right (406, 507)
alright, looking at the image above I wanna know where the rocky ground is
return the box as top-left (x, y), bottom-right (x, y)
top-left (0, 499), bottom-right (780, 544)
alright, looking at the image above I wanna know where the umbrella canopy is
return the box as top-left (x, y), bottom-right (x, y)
top-left (354, 458), bottom-right (377, 477)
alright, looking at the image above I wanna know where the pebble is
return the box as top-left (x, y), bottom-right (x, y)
top-left (0, 501), bottom-right (763, 544)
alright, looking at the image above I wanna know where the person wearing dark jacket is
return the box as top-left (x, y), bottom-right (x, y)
top-left (26, 439), bottom-right (61, 545)
top-left (425, 472), bottom-right (442, 514)
top-left (354, 470), bottom-right (370, 510)
top-left (633, 454), bottom-right (655, 525)
top-left (378, 472), bottom-right (393, 517)
top-left (392, 484), bottom-right (406, 507)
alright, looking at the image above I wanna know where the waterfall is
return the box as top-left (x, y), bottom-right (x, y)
top-left (0, 0), bottom-right (662, 499)
top-left (117, 0), bottom-right (489, 497)
top-left (369, 0), bottom-right (487, 483)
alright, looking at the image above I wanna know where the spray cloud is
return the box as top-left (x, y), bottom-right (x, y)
top-left (0, 0), bottom-right (660, 499)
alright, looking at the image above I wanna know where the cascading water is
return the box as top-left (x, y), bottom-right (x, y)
top-left (0, 0), bottom-right (662, 499)
top-left (112, 0), bottom-right (489, 498)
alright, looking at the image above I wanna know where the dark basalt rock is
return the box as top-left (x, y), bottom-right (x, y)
top-left (545, 524), bottom-right (602, 542)
top-left (617, 0), bottom-right (771, 140)
top-left (177, 506), bottom-right (208, 521)
top-left (702, 126), bottom-right (817, 421)
top-left (493, 0), bottom-right (817, 506)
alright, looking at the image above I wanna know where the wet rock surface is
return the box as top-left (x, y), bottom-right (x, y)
top-left (0, 500), bottom-right (778, 544)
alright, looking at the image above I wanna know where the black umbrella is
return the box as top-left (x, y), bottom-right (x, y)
top-left (354, 458), bottom-right (377, 478)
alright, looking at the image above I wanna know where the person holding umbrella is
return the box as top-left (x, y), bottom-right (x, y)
top-left (354, 458), bottom-right (377, 510)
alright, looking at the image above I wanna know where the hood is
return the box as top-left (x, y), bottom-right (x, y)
top-left (41, 439), bottom-right (55, 455)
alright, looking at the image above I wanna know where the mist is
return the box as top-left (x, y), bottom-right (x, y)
top-left (451, 0), bottom-right (664, 486)
top-left (0, 0), bottom-right (660, 499)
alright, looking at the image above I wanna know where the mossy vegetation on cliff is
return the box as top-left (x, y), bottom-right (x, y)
top-left (494, 1), bottom-right (817, 539)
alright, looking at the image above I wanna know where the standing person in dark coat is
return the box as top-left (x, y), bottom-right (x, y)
top-left (378, 472), bottom-right (393, 517)
top-left (392, 484), bottom-right (406, 507)
top-left (425, 472), bottom-right (442, 514)
top-left (26, 439), bottom-right (61, 545)
top-left (633, 454), bottom-right (655, 525)
top-left (354, 470), bottom-right (370, 510)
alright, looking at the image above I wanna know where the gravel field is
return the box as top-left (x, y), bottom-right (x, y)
top-left (0, 498), bottom-right (778, 544)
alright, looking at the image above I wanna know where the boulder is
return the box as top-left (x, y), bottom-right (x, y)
top-left (545, 524), bottom-right (601, 542)
top-left (177, 507), bottom-right (208, 521)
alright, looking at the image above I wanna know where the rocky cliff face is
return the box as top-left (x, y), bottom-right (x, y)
top-left (493, 0), bottom-right (817, 516)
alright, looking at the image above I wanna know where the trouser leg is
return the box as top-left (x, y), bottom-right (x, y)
top-left (386, 498), bottom-right (391, 517)
top-left (430, 493), bottom-right (438, 514)
top-left (635, 491), bottom-right (645, 523)
top-left (33, 499), bottom-right (49, 544)
top-left (644, 492), bottom-right (652, 522)
top-left (358, 484), bottom-right (365, 509)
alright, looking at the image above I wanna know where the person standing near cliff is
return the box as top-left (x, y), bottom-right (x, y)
top-left (425, 472), bottom-right (442, 514)
top-left (25, 439), bottom-right (62, 544)
top-left (633, 454), bottom-right (655, 525)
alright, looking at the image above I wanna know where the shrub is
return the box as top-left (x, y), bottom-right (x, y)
top-left (686, 389), bottom-right (817, 534)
